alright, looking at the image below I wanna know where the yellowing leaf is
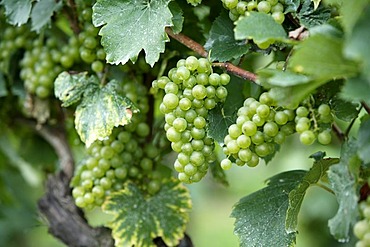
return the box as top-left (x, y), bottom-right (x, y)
top-left (103, 180), bottom-right (191, 247)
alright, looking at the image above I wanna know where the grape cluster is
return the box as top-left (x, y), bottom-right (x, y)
top-left (353, 196), bottom-right (370, 247)
top-left (220, 92), bottom-right (334, 170)
top-left (220, 91), bottom-right (296, 169)
top-left (0, 25), bottom-right (33, 73)
top-left (222, 0), bottom-right (286, 49)
top-left (20, 39), bottom-right (65, 98)
top-left (72, 81), bottom-right (170, 209)
top-left (222, 0), bottom-right (285, 23)
top-left (152, 56), bottom-right (230, 183)
top-left (294, 103), bottom-right (333, 146)
top-left (77, 8), bottom-right (106, 73)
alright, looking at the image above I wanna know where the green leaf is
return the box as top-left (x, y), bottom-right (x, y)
top-left (92, 0), bottom-right (173, 66)
top-left (328, 139), bottom-right (361, 241)
top-left (231, 170), bottom-right (306, 247)
top-left (30, 0), bottom-right (62, 32)
top-left (75, 80), bottom-right (138, 147)
top-left (297, 0), bottom-right (331, 28)
top-left (103, 180), bottom-right (191, 247)
top-left (209, 161), bottom-right (229, 186)
top-left (168, 1), bottom-right (183, 34)
top-left (205, 12), bottom-right (249, 62)
top-left (357, 118), bottom-right (370, 164)
top-left (54, 71), bottom-right (99, 107)
top-left (330, 96), bottom-right (359, 122)
top-left (340, 75), bottom-right (370, 105)
top-left (257, 68), bottom-right (312, 87)
top-left (234, 11), bottom-right (288, 45)
top-left (289, 33), bottom-right (359, 82)
top-left (283, 0), bottom-right (301, 13)
top-left (208, 75), bottom-right (245, 144)
top-left (340, 0), bottom-right (370, 33)
top-left (0, 0), bottom-right (32, 26)
top-left (344, 4), bottom-right (370, 90)
top-left (286, 158), bottom-right (339, 233)
top-left (268, 78), bottom-right (328, 109)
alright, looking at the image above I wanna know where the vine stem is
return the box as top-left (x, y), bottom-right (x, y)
top-left (165, 27), bottom-right (258, 83)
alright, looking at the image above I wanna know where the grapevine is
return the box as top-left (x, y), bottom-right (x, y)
top-left (0, 1), bottom-right (369, 247)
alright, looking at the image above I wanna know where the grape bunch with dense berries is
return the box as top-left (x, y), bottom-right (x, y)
top-left (152, 56), bottom-right (230, 183)
top-left (71, 80), bottom-right (171, 209)
top-left (220, 91), bottom-right (334, 170)
top-left (222, 0), bottom-right (286, 23)
top-left (353, 188), bottom-right (370, 247)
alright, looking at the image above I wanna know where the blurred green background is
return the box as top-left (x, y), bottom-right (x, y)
top-left (0, 132), bottom-right (359, 247)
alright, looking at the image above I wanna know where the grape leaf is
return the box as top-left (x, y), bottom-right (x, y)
top-left (357, 118), bottom-right (370, 164)
top-left (340, 75), bottom-right (370, 105)
top-left (328, 139), bottom-right (361, 242)
top-left (286, 158), bottom-right (339, 233)
top-left (289, 33), bottom-right (359, 82)
top-left (330, 96), bottom-right (359, 122)
top-left (209, 161), bottom-right (229, 186)
top-left (283, 0), bottom-right (301, 13)
top-left (205, 12), bottom-right (249, 62)
top-left (0, 0), bottom-right (32, 26)
top-left (345, 4), bottom-right (370, 85)
top-left (75, 80), bottom-right (139, 147)
top-left (297, 0), bottom-right (331, 28)
top-left (103, 180), bottom-right (191, 247)
top-left (92, 0), bottom-right (173, 66)
top-left (234, 12), bottom-right (288, 45)
top-left (168, 1), bottom-right (183, 34)
top-left (257, 68), bottom-right (311, 87)
top-left (231, 170), bottom-right (306, 247)
top-left (54, 72), bottom-right (99, 107)
top-left (268, 78), bottom-right (328, 109)
top-left (30, 0), bottom-right (62, 32)
top-left (208, 75), bottom-right (245, 144)
top-left (340, 0), bottom-right (369, 33)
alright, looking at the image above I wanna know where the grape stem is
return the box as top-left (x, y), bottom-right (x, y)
top-left (314, 183), bottom-right (335, 195)
top-left (165, 27), bottom-right (258, 83)
top-left (332, 123), bottom-right (345, 143)
top-left (362, 101), bottom-right (370, 114)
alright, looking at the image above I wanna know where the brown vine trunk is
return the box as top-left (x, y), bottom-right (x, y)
top-left (38, 171), bottom-right (115, 247)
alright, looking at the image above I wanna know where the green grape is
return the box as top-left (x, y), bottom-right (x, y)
top-left (296, 106), bottom-right (309, 117)
top-left (223, 0), bottom-right (238, 9)
top-left (318, 103), bottom-right (331, 116)
top-left (221, 158), bottom-right (232, 170)
top-left (256, 104), bottom-right (270, 119)
top-left (257, 1), bottom-right (272, 13)
top-left (255, 143), bottom-right (271, 157)
top-left (318, 130), bottom-right (332, 145)
top-left (242, 121), bottom-right (258, 136)
top-left (263, 122), bottom-right (279, 137)
top-left (163, 93), bottom-right (179, 109)
top-left (228, 124), bottom-right (242, 139)
top-left (299, 130), bottom-right (316, 145)
top-left (272, 11), bottom-right (285, 24)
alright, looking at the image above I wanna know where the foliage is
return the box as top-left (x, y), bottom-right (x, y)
top-left (0, 0), bottom-right (370, 246)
